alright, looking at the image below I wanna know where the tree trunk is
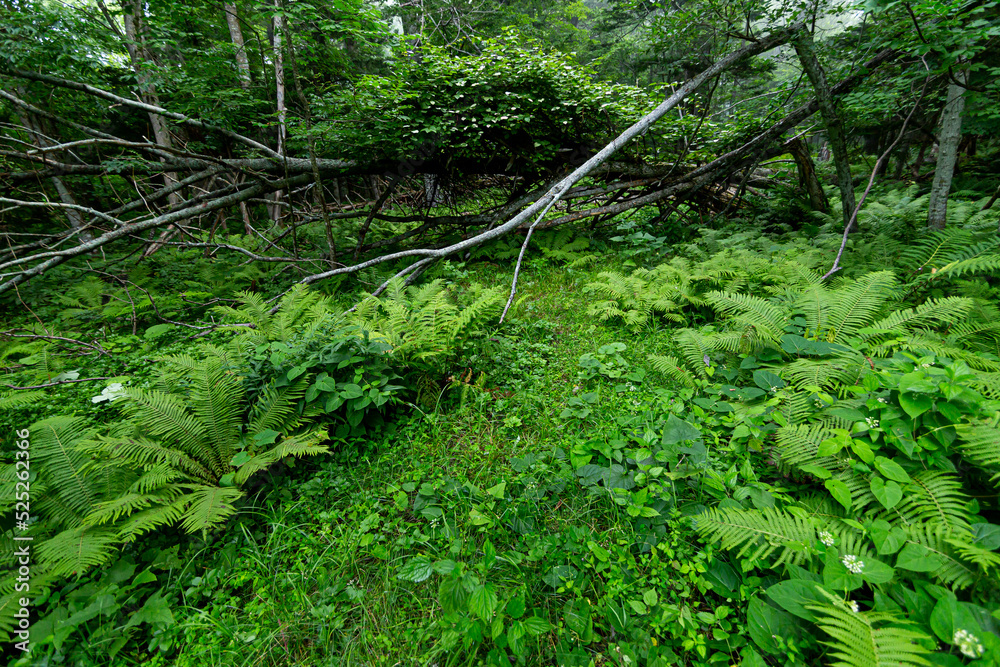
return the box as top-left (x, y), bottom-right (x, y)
top-left (788, 137), bottom-right (829, 212)
top-left (424, 174), bottom-right (445, 207)
top-left (121, 0), bottom-right (182, 213)
top-left (269, 1), bottom-right (287, 224)
top-left (893, 132), bottom-right (911, 180)
top-left (794, 34), bottom-right (856, 230)
top-left (224, 2), bottom-right (252, 90)
top-left (927, 68), bottom-right (968, 230)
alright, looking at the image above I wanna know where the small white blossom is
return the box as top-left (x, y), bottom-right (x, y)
top-left (842, 554), bottom-right (864, 574)
top-left (877, 397), bottom-right (888, 404)
top-left (865, 417), bottom-right (879, 429)
top-left (848, 600), bottom-right (859, 613)
top-left (818, 530), bottom-right (835, 547)
top-left (953, 629), bottom-right (985, 658)
top-left (921, 363), bottom-right (932, 368)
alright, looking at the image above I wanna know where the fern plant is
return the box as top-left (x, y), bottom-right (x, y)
top-left (214, 284), bottom-right (336, 351)
top-left (350, 278), bottom-right (503, 374)
top-left (83, 346), bottom-right (328, 539)
top-left (0, 347), bottom-right (329, 580)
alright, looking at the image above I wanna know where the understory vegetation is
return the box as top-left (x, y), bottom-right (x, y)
top-left (3, 0), bottom-right (1000, 664)
top-left (2, 182), bottom-right (1000, 666)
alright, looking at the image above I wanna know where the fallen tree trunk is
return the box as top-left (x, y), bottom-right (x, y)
top-left (0, 27), bottom-right (902, 297)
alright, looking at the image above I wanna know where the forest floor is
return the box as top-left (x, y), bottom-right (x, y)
top-left (6, 182), bottom-right (1000, 667)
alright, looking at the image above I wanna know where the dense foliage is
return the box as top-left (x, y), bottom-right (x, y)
top-left (2, 0), bottom-right (1000, 665)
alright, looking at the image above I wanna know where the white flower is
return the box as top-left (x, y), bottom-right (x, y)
top-left (818, 531), bottom-right (835, 547)
top-left (953, 629), bottom-right (985, 658)
top-left (848, 600), bottom-right (859, 613)
top-left (865, 417), bottom-right (879, 429)
top-left (842, 554), bottom-right (864, 574)
top-left (921, 363), bottom-right (932, 368)
top-left (877, 397), bottom-right (888, 404)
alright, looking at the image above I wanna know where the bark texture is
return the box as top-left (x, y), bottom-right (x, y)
top-left (927, 68), bottom-right (968, 230)
top-left (788, 137), bottom-right (830, 213)
top-left (793, 33), bottom-right (856, 229)
top-left (224, 2), bottom-right (252, 90)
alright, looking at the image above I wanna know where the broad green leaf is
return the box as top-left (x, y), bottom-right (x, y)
top-left (825, 479), bottom-right (852, 511)
top-left (874, 456), bottom-right (911, 484)
top-left (748, 596), bottom-right (799, 655)
top-left (397, 556), bottom-right (434, 582)
top-left (896, 543), bottom-right (945, 572)
top-left (662, 414), bottom-right (701, 444)
top-left (753, 370), bottom-right (786, 392)
top-left (505, 592), bottom-right (526, 619)
top-left (822, 549), bottom-right (863, 592)
top-left (122, 592), bottom-right (175, 629)
top-left (766, 579), bottom-right (826, 622)
top-left (523, 616), bottom-right (552, 636)
top-left (870, 477), bottom-right (902, 510)
top-left (849, 438), bottom-right (875, 464)
top-left (799, 463), bottom-right (832, 479)
top-left (341, 383), bottom-right (364, 399)
top-left (483, 540), bottom-right (496, 570)
top-left (860, 556), bottom-right (895, 585)
top-left (469, 583), bottom-right (499, 621)
top-left (899, 392), bottom-right (933, 419)
top-left (929, 595), bottom-right (981, 644)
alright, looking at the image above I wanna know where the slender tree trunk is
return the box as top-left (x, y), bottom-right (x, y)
top-left (424, 173), bottom-right (445, 207)
top-left (788, 137), bottom-right (829, 212)
top-left (794, 33), bottom-right (856, 230)
top-left (893, 132), bottom-right (911, 180)
top-left (268, 1), bottom-right (287, 224)
top-left (928, 68), bottom-right (968, 230)
top-left (224, 2), bottom-right (252, 90)
top-left (121, 0), bottom-right (182, 214)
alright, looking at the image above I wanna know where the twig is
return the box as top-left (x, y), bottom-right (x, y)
top-left (2, 376), bottom-right (111, 390)
top-left (0, 331), bottom-right (109, 356)
top-left (822, 74), bottom-right (930, 280)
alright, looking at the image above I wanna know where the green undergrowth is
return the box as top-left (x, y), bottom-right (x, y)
top-left (2, 188), bottom-right (1000, 666)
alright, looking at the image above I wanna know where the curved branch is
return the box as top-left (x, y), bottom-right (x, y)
top-left (0, 66), bottom-right (280, 158)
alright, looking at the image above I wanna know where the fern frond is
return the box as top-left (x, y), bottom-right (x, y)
top-left (87, 436), bottom-right (215, 484)
top-left (247, 378), bottom-right (307, 436)
top-left (177, 485), bottom-right (244, 535)
top-left (232, 429), bottom-right (329, 486)
top-left (705, 291), bottom-right (787, 344)
top-left (179, 354), bottom-right (244, 470)
top-left (36, 526), bottom-right (120, 575)
top-left (903, 523), bottom-right (983, 589)
top-left (115, 499), bottom-right (189, 542)
top-left (954, 423), bottom-right (1000, 484)
top-left (863, 297), bottom-right (973, 343)
top-left (824, 271), bottom-right (897, 343)
top-left (891, 471), bottom-right (970, 531)
top-left (809, 588), bottom-right (932, 667)
top-left (782, 354), bottom-right (868, 391)
top-left (673, 329), bottom-right (715, 379)
top-left (31, 416), bottom-right (99, 521)
top-left (0, 390), bottom-right (44, 409)
top-left (694, 506), bottom-right (815, 566)
top-left (772, 423), bottom-right (841, 474)
top-left (648, 354), bottom-right (697, 387)
top-left (121, 387), bottom-right (217, 475)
